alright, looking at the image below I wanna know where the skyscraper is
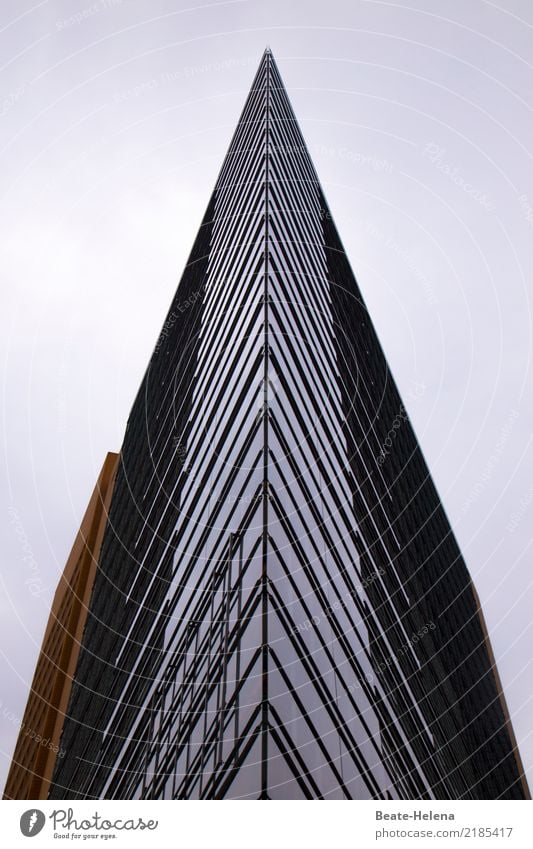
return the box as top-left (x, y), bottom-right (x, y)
top-left (43, 48), bottom-right (527, 800)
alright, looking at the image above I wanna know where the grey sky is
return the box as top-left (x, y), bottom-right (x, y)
top-left (1, 0), bottom-right (532, 793)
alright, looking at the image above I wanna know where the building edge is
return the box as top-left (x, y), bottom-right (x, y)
top-left (469, 581), bottom-right (531, 799)
top-left (2, 451), bottom-right (119, 800)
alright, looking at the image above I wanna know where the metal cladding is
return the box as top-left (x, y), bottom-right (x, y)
top-left (48, 49), bottom-right (528, 800)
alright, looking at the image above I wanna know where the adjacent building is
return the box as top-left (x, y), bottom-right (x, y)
top-left (3, 453), bottom-right (119, 800)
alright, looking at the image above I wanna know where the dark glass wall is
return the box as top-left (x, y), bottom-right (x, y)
top-left (49, 49), bottom-right (527, 801)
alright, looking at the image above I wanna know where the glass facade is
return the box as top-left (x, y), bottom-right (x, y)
top-left (49, 49), bottom-right (527, 800)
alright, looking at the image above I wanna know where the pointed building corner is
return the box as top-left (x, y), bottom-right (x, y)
top-left (25, 49), bottom-right (529, 802)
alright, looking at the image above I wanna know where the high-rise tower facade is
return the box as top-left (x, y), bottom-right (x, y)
top-left (46, 49), bottom-right (527, 800)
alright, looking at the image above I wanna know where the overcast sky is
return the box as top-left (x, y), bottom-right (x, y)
top-left (1, 0), bottom-right (532, 794)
